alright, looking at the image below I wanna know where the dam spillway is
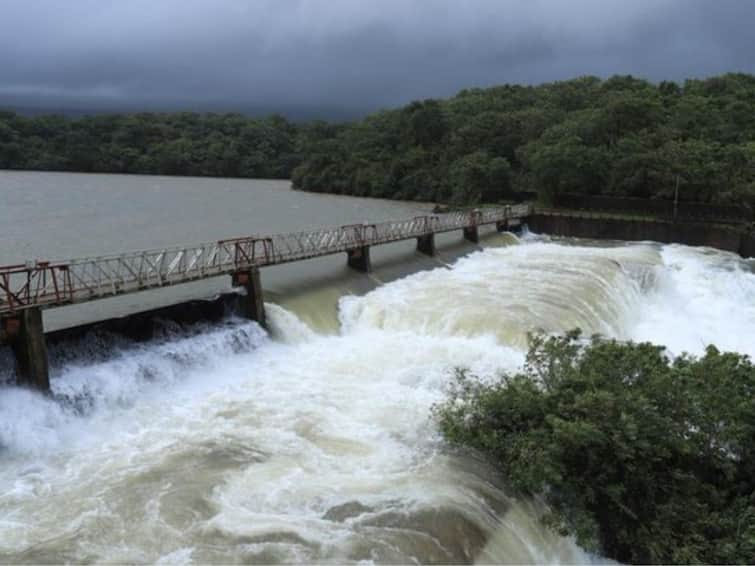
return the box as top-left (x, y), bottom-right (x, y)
top-left (2, 174), bottom-right (754, 563)
top-left (1, 235), bottom-right (753, 563)
top-left (0, 204), bottom-right (530, 390)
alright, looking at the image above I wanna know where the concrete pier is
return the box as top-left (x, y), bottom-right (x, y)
top-left (232, 268), bottom-right (266, 327)
top-left (508, 218), bottom-right (523, 234)
top-left (347, 246), bottom-right (372, 272)
top-left (4, 308), bottom-right (50, 391)
top-left (463, 226), bottom-right (479, 243)
top-left (416, 234), bottom-right (436, 256)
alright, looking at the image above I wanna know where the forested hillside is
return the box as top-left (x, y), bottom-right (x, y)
top-left (293, 73), bottom-right (755, 206)
top-left (0, 112), bottom-right (299, 179)
top-left (1, 73), bottom-right (754, 207)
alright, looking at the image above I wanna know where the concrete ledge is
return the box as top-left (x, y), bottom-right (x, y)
top-left (0, 291), bottom-right (260, 390)
top-left (0, 293), bottom-right (240, 350)
top-left (528, 213), bottom-right (753, 258)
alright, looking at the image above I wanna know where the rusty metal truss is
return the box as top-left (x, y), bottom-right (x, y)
top-left (0, 204), bottom-right (531, 315)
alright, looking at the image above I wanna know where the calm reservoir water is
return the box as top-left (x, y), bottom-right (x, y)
top-left (1, 171), bottom-right (754, 563)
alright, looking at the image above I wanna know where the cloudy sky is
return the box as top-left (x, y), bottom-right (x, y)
top-left (1, 0), bottom-right (753, 118)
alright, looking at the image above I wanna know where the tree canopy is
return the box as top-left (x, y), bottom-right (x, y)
top-left (2, 73), bottom-right (754, 207)
top-left (292, 73), bottom-right (755, 207)
top-left (0, 111), bottom-right (299, 180)
top-left (434, 331), bottom-right (755, 564)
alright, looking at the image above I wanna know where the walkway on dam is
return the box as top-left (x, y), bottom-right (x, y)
top-left (0, 203), bottom-right (531, 390)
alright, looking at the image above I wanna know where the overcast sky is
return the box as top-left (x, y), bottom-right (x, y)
top-left (1, 0), bottom-right (753, 118)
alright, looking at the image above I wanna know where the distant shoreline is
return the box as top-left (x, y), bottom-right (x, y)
top-left (2, 73), bottom-right (754, 213)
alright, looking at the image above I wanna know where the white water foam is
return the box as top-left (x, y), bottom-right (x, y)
top-left (630, 244), bottom-right (755, 356)
top-left (340, 241), bottom-right (662, 346)
top-left (0, 321), bottom-right (268, 459)
top-left (0, 239), bottom-right (752, 563)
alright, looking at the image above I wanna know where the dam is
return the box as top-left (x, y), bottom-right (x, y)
top-left (1, 173), bottom-right (754, 564)
top-left (0, 203), bottom-right (530, 390)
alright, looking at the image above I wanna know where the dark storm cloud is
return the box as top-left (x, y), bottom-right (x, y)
top-left (1, 0), bottom-right (753, 116)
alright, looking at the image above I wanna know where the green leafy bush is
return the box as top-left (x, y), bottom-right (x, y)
top-left (434, 331), bottom-right (755, 564)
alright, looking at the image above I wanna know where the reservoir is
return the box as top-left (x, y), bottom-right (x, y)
top-left (1, 171), bottom-right (754, 563)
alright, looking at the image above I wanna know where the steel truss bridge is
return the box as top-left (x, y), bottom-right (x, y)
top-left (0, 204), bottom-right (531, 316)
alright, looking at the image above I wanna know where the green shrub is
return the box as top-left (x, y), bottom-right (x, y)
top-left (434, 331), bottom-right (755, 564)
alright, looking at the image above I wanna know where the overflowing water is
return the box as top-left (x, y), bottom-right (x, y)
top-left (1, 234), bottom-right (754, 563)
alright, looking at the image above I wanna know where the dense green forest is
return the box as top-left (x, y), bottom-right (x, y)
top-left (293, 73), bottom-right (755, 207)
top-left (1, 73), bottom-right (754, 207)
top-left (435, 331), bottom-right (755, 564)
top-left (0, 111), bottom-right (300, 179)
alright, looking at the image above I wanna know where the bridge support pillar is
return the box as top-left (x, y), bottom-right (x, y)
top-left (347, 246), bottom-right (371, 272)
top-left (3, 308), bottom-right (50, 392)
top-left (496, 220), bottom-right (508, 232)
top-left (232, 268), bottom-right (266, 328)
top-left (508, 219), bottom-right (523, 234)
top-left (463, 226), bottom-right (479, 243)
top-left (416, 234), bottom-right (436, 256)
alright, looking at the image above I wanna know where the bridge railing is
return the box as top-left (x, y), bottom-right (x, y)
top-left (0, 204), bottom-right (531, 314)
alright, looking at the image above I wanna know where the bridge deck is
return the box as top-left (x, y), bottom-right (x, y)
top-left (0, 204), bottom-right (530, 315)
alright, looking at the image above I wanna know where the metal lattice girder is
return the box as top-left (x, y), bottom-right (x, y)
top-left (0, 204), bottom-right (531, 315)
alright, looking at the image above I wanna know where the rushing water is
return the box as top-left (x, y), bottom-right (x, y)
top-left (1, 173), bottom-right (755, 563)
